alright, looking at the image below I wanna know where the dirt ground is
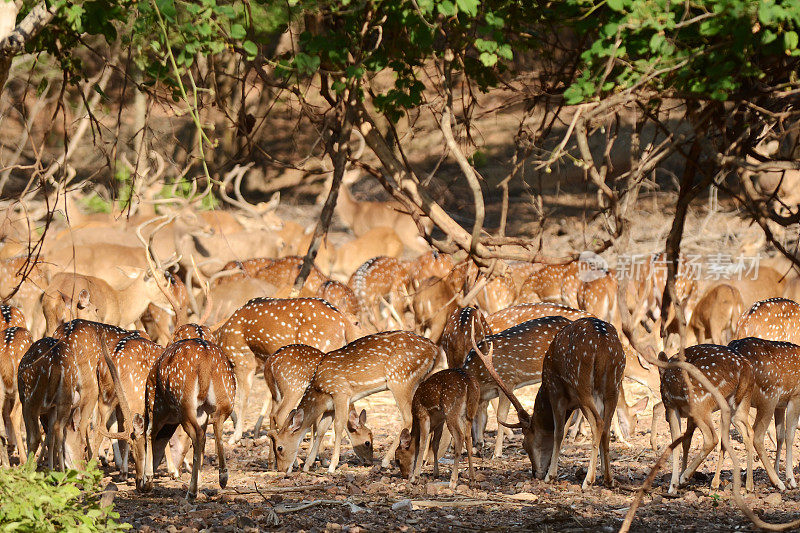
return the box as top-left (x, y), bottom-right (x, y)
top-left (111, 378), bottom-right (800, 532)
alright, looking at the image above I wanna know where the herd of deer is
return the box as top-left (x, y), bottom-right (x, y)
top-left (3, 185), bottom-right (800, 503)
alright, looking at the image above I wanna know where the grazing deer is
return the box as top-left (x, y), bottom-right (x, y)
top-left (216, 297), bottom-right (361, 443)
top-left (268, 331), bottom-right (438, 473)
top-left (316, 280), bottom-right (361, 322)
top-left (0, 327), bottom-right (32, 464)
top-left (463, 316), bottom-right (573, 458)
top-left (258, 344), bottom-right (373, 466)
top-left (348, 256), bottom-right (412, 330)
top-left (439, 307), bottom-right (491, 368)
top-left (139, 338), bottom-right (236, 500)
top-left (688, 283), bottom-right (744, 345)
top-left (472, 318), bottom-right (625, 489)
top-left (658, 344), bottom-right (755, 493)
top-left (396, 367), bottom-right (479, 488)
top-left (735, 297), bottom-right (800, 344)
top-left (0, 305), bottom-right (26, 330)
top-left (729, 337), bottom-right (800, 490)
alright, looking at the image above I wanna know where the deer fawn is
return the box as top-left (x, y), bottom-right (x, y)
top-left (216, 297), bottom-right (360, 443)
top-left (735, 297), bottom-right (800, 345)
top-left (268, 331), bottom-right (438, 473)
top-left (729, 337), bottom-right (800, 490)
top-left (463, 315), bottom-right (572, 458)
top-left (396, 367), bottom-right (479, 488)
top-left (256, 344), bottom-right (373, 467)
top-left (658, 344), bottom-right (755, 493)
top-left (472, 317), bottom-right (625, 489)
top-left (0, 326), bottom-right (32, 464)
top-left (140, 338), bottom-right (236, 500)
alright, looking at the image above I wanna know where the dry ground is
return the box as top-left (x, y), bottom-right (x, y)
top-left (112, 378), bottom-right (800, 532)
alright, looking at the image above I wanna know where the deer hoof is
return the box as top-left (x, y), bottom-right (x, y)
top-left (219, 469), bottom-right (229, 488)
top-left (186, 490), bottom-right (197, 502)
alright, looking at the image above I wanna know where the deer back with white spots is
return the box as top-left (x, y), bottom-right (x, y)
top-left (735, 297), bottom-right (800, 345)
top-left (348, 257), bottom-right (413, 331)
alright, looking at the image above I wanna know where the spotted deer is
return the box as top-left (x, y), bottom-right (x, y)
top-left (256, 256), bottom-right (328, 296)
top-left (173, 323), bottom-right (216, 343)
top-left (516, 262), bottom-right (579, 304)
top-left (463, 315), bottom-right (573, 458)
top-left (406, 251), bottom-right (455, 283)
top-left (396, 367), bottom-right (479, 488)
top-left (476, 273), bottom-right (517, 315)
top-left (658, 344), bottom-right (755, 493)
top-left (472, 317), bottom-right (625, 489)
top-left (412, 277), bottom-right (459, 344)
top-left (139, 338), bottom-right (236, 500)
top-left (486, 302), bottom-right (590, 333)
top-left (0, 327), bottom-right (32, 464)
top-left (729, 337), bottom-right (800, 490)
top-left (316, 280), bottom-right (361, 322)
top-left (257, 343), bottom-right (373, 467)
top-left (439, 307), bottom-right (491, 369)
top-left (268, 331), bottom-right (438, 473)
top-left (216, 297), bottom-right (361, 443)
top-left (735, 297), bottom-right (800, 344)
top-left (348, 257), bottom-right (412, 330)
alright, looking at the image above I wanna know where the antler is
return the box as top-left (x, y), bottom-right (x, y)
top-left (136, 215), bottom-right (183, 320)
top-left (469, 323), bottom-right (530, 426)
top-left (191, 255), bottom-right (213, 325)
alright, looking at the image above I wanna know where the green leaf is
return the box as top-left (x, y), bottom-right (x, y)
top-left (785, 31), bottom-right (799, 51)
top-left (230, 23), bottom-right (246, 40)
top-left (607, 0), bottom-right (626, 13)
top-left (242, 40), bottom-right (258, 59)
top-left (456, 0), bottom-right (478, 17)
top-left (437, 0), bottom-right (456, 17)
top-left (479, 52), bottom-right (497, 66)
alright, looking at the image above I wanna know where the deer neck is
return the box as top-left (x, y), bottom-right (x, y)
top-left (335, 183), bottom-right (358, 227)
top-left (114, 277), bottom-right (153, 326)
top-left (531, 385), bottom-right (556, 432)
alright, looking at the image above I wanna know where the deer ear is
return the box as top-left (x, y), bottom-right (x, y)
top-left (658, 350), bottom-right (669, 362)
top-left (399, 428), bottom-right (412, 449)
top-left (288, 409), bottom-right (304, 433)
top-left (359, 409), bottom-right (367, 426)
top-left (77, 289), bottom-right (90, 310)
top-left (348, 407), bottom-right (360, 429)
top-left (631, 396), bottom-right (649, 415)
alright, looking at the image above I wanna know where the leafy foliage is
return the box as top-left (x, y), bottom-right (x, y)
top-left (0, 460), bottom-right (130, 532)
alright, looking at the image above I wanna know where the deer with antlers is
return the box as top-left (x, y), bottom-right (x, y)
top-left (268, 331), bottom-right (439, 473)
top-left (258, 343), bottom-right (373, 467)
top-left (138, 337), bottom-right (236, 500)
top-left (0, 326), bottom-right (32, 464)
top-left (216, 297), bottom-right (362, 443)
top-left (472, 317), bottom-right (625, 489)
top-left (658, 344), bottom-right (755, 493)
top-left (395, 367), bottom-right (479, 488)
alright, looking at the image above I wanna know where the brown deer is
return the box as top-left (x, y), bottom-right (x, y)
top-left (439, 306), bottom-right (491, 369)
top-left (486, 302), bottom-right (590, 333)
top-left (335, 172), bottom-right (432, 253)
top-left (215, 297), bottom-right (361, 443)
top-left (0, 326), bottom-right (32, 464)
top-left (735, 297), bottom-right (800, 344)
top-left (658, 344), bottom-right (755, 493)
top-left (406, 250), bottom-right (455, 284)
top-left (267, 331), bottom-right (439, 473)
top-left (395, 367), bottom-right (479, 488)
top-left (463, 315), bottom-right (573, 458)
top-left (255, 256), bottom-right (328, 296)
top-left (411, 276), bottom-right (459, 343)
top-left (173, 323), bottom-right (216, 342)
top-left (316, 280), bottom-right (361, 321)
top-left (729, 337), bottom-right (800, 490)
top-left (688, 283), bottom-right (744, 345)
top-left (257, 343), bottom-right (374, 467)
top-left (472, 317), bottom-right (625, 489)
top-left (348, 256), bottom-right (412, 330)
top-left (476, 273), bottom-right (517, 315)
top-left (139, 338), bottom-right (236, 500)
top-left (329, 227), bottom-right (405, 278)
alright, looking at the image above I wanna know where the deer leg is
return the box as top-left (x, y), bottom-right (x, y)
top-left (253, 379), bottom-right (274, 438)
top-left (752, 405), bottom-right (786, 490)
top-left (412, 413), bottom-right (431, 482)
top-left (732, 398), bottom-right (755, 492)
top-left (229, 364), bottom-right (255, 445)
top-left (666, 407), bottom-right (682, 493)
top-left (214, 414), bottom-right (229, 489)
top-left (601, 394), bottom-right (616, 486)
top-left (304, 413), bottom-right (333, 471)
top-left (783, 401), bottom-right (800, 489)
top-left (580, 405), bottom-right (602, 489)
top-left (775, 406), bottom-right (786, 477)
top-left (465, 419), bottom-right (476, 486)
top-left (10, 401), bottom-right (25, 463)
top-left (545, 399), bottom-right (568, 484)
top-left (681, 419), bottom-right (696, 475)
top-left (711, 406), bottom-right (733, 491)
top-left (184, 419), bottom-right (206, 501)
top-left (430, 419), bottom-right (443, 479)
top-left (384, 386), bottom-right (414, 468)
top-left (448, 419), bottom-right (463, 489)
top-left (680, 418), bottom-right (716, 486)
top-left (327, 399), bottom-right (349, 473)
top-left (650, 401), bottom-right (665, 452)
top-left (472, 400), bottom-right (489, 452)
top-left (493, 394), bottom-right (511, 458)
